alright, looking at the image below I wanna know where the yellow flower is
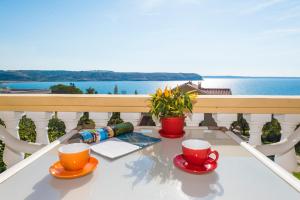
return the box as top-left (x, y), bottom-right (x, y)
top-left (156, 88), bottom-right (162, 97)
top-left (190, 93), bottom-right (197, 100)
top-left (164, 87), bottom-right (169, 97)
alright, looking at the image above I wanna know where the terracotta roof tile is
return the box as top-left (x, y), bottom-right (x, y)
top-left (176, 82), bottom-right (232, 95)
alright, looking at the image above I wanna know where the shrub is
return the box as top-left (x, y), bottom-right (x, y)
top-left (230, 114), bottom-right (250, 138)
top-left (261, 118), bottom-right (281, 144)
top-left (294, 124), bottom-right (300, 155)
top-left (295, 143), bottom-right (300, 156)
top-left (0, 118), bottom-right (6, 173)
top-left (18, 116), bottom-right (36, 143)
top-left (77, 112), bottom-right (95, 129)
top-left (48, 117), bottom-right (66, 142)
top-left (18, 116), bottom-right (37, 158)
top-left (107, 112), bottom-right (124, 126)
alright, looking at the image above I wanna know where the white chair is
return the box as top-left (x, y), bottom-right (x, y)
top-left (255, 128), bottom-right (300, 156)
top-left (0, 125), bottom-right (45, 167)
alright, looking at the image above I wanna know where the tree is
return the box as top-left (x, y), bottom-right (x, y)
top-left (86, 87), bottom-right (97, 94)
top-left (113, 85), bottom-right (118, 94)
top-left (50, 83), bottom-right (83, 94)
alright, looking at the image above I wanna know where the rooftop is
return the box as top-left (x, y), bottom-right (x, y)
top-left (177, 81), bottom-right (232, 95)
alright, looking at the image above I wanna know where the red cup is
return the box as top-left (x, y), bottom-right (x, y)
top-left (182, 139), bottom-right (219, 166)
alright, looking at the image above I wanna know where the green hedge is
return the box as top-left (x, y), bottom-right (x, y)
top-left (261, 118), bottom-right (281, 144)
top-left (230, 114), bottom-right (250, 137)
top-left (0, 140), bottom-right (5, 173)
top-left (19, 116), bottom-right (36, 143)
top-left (48, 117), bottom-right (66, 142)
top-left (0, 119), bottom-right (6, 172)
top-left (294, 124), bottom-right (300, 156)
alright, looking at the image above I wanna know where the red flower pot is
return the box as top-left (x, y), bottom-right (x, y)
top-left (160, 117), bottom-right (185, 138)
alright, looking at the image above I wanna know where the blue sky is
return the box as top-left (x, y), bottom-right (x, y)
top-left (0, 0), bottom-right (300, 76)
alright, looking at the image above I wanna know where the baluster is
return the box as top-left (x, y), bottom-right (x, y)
top-left (120, 113), bottom-right (142, 126)
top-left (26, 112), bottom-right (53, 144)
top-left (244, 114), bottom-right (272, 145)
top-left (0, 111), bottom-right (24, 167)
top-left (58, 112), bottom-right (83, 132)
top-left (212, 113), bottom-right (237, 130)
top-left (186, 113), bottom-right (204, 127)
top-left (89, 112), bottom-right (110, 127)
top-left (273, 114), bottom-right (300, 172)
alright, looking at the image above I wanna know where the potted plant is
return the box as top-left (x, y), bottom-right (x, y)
top-left (149, 87), bottom-right (196, 138)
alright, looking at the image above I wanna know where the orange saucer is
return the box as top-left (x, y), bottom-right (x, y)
top-left (49, 157), bottom-right (98, 179)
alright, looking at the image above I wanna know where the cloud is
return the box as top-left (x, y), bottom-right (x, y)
top-left (277, 4), bottom-right (300, 20)
top-left (139, 0), bottom-right (166, 12)
top-left (241, 0), bottom-right (285, 14)
top-left (177, 0), bottom-right (204, 5)
top-left (259, 28), bottom-right (300, 39)
top-left (265, 28), bottom-right (300, 34)
top-left (137, 0), bottom-right (204, 14)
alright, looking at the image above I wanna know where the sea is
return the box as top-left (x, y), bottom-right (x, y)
top-left (2, 77), bottom-right (300, 95)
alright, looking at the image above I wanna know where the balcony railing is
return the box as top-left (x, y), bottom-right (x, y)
top-left (0, 94), bottom-right (300, 189)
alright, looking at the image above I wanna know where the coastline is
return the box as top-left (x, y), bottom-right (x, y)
top-left (2, 78), bottom-right (300, 95)
top-left (3, 76), bottom-right (300, 84)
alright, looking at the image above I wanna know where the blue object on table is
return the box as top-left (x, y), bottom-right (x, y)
top-left (80, 128), bottom-right (109, 143)
top-left (80, 130), bottom-right (94, 143)
top-left (116, 132), bottom-right (161, 148)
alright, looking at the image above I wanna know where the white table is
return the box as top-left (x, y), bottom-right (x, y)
top-left (0, 128), bottom-right (299, 199)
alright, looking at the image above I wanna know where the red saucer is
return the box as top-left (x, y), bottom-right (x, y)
top-left (173, 154), bottom-right (217, 174)
top-left (159, 129), bottom-right (185, 138)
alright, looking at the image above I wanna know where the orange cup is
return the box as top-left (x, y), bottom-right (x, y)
top-left (58, 143), bottom-right (90, 171)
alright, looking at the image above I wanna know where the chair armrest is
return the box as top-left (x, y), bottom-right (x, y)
top-left (0, 126), bottom-right (45, 154)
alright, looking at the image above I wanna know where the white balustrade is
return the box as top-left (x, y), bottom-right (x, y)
top-left (212, 114), bottom-right (237, 130)
top-left (186, 113), bottom-right (205, 127)
top-left (1, 109), bottom-right (300, 175)
top-left (151, 116), bottom-right (161, 127)
top-left (244, 114), bottom-right (272, 145)
top-left (273, 114), bottom-right (300, 172)
top-left (0, 111), bottom-right (24, 167)
top-left (57, 112), bottom-right (83, 132)
top-left (89, 112), bottom-right (110, 127)
top-left (120, 113), bottom-right (142, 126)
top-left (26, 112), bottom-right (54, 144)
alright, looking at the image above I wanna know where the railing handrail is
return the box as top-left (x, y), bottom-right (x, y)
top-left (1, 94), bottom-right (300, 113)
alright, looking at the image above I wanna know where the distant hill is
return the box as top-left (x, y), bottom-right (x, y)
top-left (0, 70), bottom-right (202, 81)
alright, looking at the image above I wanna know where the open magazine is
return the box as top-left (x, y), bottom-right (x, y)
top-left (90, 132), bottom-right (161, 159)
